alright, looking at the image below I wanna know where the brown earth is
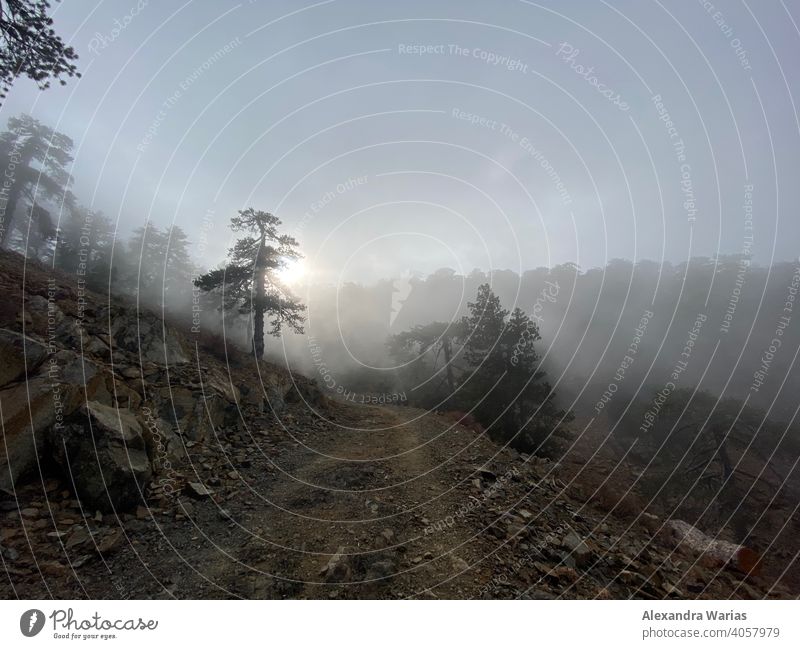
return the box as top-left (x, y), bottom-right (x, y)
top-left (3, 396), bottom-right (794, 599)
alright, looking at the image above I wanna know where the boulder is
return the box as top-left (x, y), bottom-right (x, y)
top-left (49, 401), bottom-right (152, 512)
top-left (106, 307), bottom-right (189, 365)
top-left (262, 373), bottom-right (325, 414)
top-left (0, 329), bottom-right (50, 388)
top-left (142, 325), bottom-right (189, 365)
top-left (138, 412), bottom-right (186, 469)
top-left (205, 369), bottom-right (241, 404)
top-left (129, 314), bottom-right (187, 365)
top-left (0, 375), bottom-right (81, 493)
top-left (665, 520), bottom-right (761, 575)
top-left (157, 384), bottom-right (238, 442)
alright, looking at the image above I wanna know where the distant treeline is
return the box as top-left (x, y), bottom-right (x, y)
top-left (284, 257), bottom-right (800, 423)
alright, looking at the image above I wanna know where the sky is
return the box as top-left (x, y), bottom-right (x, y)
top-left (3, 0), bottom-right (799, 283)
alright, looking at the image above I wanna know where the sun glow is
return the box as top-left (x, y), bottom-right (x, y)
top-left (278, 258), bottom-right (308, 286)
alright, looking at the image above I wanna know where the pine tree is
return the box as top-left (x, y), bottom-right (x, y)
top-left (0, 0), bottom-right (80, 102)
top-left (161, 225), bottom-right (195, 304)
top-left (462, 283), bottom-right (509, 375)
top-left (460, 284), bottom-right (570, 451)
top-left (388, 320), bottom-right (465, 405)
top-left (0, 114), bottom-right (74, 250)
top-left (194, 208), bottom-right (305, 359)
top-left (53, 204), bottom-right (115, 292)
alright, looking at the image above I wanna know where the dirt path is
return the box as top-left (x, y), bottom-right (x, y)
top-left (5, 398), bottom-right (789, 600)
top-left (200, 401), bottom-right (513, 599)
top-left (3, 399), bottom-right (527, 599)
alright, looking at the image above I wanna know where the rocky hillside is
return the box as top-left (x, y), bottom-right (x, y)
top-left (0, 250), bottom-right (794, 599)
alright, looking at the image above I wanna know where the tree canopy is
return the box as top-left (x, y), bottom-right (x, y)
top-left (0, 0), bottom-right (80, 102)
top-left (389, 283), bottom-right (571, 453)
top-left (0, 113), bottom-right (74, 251)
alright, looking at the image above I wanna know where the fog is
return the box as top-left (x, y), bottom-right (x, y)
top-left (262, 257), bottom-right (799, 424)
top-left (4, 2), bottom-right (800, 423)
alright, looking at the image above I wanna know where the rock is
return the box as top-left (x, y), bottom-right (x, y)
top-left (619, 569), bottom-right (646, 586)
top-left (157, 386), bottom-right (234, 443)
top-left (0, 329), bottom-right (49, 388)
top-left (124, 519), bottom-right (148, 533)
top-left (55, 350), bottom-right (100, 386)
top-left (205, 369), bottom-right (241, 405)
top-left (320, 546), bottom-right (351, 582)
top-left (185, 482), bottom-right (214, 499)
top-left (664, 520), bottom-right (761, 575)
top-left (365, 559), bottom-right (395, 581)
top-left (84, 337), bottom-right (109, 356)
top-left (97, 529), bottom-right (124, 555)
top-left (640, 511), bottom-right (660, 533)
top-left (120, 367), bottom-right (140, 379)
top-left (561, 529), bottom-right (593, 568)
top-left (551, 566), bottom-right (578, 582)
top-left (522, 589), bottom-right (557, 600)
top-left (0, 375), bottom-right (81, 492)
top-left (108, 310), bottom-right (189, 365)
top-left (66, 527), bottom-right (90, 548)
top-left (139, 414), bottom-right (186, 469)
top-left (1, 545), bottom-right (19, 561)
top-left (49, 401), bottom-right (152, 512)
top-left (40, 561), bottom-right (67, 576)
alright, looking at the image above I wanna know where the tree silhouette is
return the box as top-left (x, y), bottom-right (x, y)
top-left (0, 0), bottom-right (80, 102)
top-left (388, 320), bottom-right (465, 404)
top-left (194, 208), bottom-right (305, 359)
top-left (52, 204), bottom-right (115, 291)
top-left (459, 284), bottom-right (570, 450)
top-left (0, 113), bottom-right (74, 250)
top-left (119, 223), bottom-right (195, 306)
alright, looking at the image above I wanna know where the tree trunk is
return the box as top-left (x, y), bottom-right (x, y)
top-left (712, 426), bottom-right (733, 480)
top-left (252, 232), bottom-right (266, 359)
top-left (443, 336), bottom-right (456, 393)
top-left (0, 167), bottom-right (24, 248)
top-left (253, 304), bottom-right (264, 359)
top-left (0, 138), bottom-right (34, 249)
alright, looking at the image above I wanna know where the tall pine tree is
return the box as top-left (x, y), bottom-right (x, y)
top-left (194, 208), bottom-right (305, 359)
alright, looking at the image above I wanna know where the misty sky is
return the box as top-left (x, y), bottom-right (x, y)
top-left (3, 0), bottom-right (799, 283)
